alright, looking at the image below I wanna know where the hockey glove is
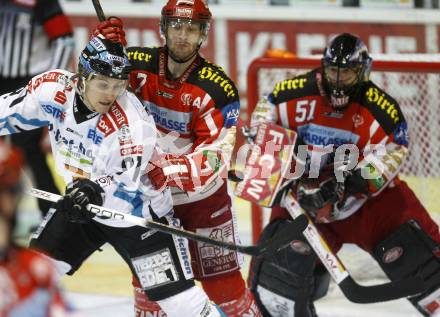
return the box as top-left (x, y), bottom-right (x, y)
top-left (147, 153), bottom-right (195, 192)
top-left (93, 17), bottom-right (127, 46)
top-left (344, 169), bottom-right (369, 196)
top-left (59, 179), bottom-right (105, 224)
top-left (296, 174), bottom-right (345, 223)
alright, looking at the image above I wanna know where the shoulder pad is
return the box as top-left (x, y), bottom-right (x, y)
top-left (360, 82), bottom-right (405, 135)
top-left (190, 60), bottom-right (239, 108)
top-left (269, 70), bottom-right (319, 104)
top-left (126, 47), bottom-right (158, 73)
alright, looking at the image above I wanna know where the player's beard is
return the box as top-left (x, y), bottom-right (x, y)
top-left (167, 40), bottom-right (200, 64)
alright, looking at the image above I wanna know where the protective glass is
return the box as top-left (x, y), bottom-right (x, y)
top-left (167, 18), bottom-right (202, 35)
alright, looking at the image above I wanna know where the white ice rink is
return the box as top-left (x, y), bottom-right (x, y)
top-left (18, 190), bottom-right (427, 316)
top-left (66, 287), bottom-right (422, 317)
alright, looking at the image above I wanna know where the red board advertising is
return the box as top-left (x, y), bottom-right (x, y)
top-left (68, 14), bottom-right (438, 96)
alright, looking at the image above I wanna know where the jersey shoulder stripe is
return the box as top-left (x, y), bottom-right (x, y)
top-left (127, 46), bottom-right (159, 74)
top-left (269, 70), bottom-right (320, 105)
top-left (359, 81), bottom-right (405, 135)
top-left (189, 59), bottom-right (239, 109)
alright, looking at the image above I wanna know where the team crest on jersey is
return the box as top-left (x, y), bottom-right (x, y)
top-left (181, 93), bottom-right (193, 106)
top-left (352, 113), bottom-right (364, 128)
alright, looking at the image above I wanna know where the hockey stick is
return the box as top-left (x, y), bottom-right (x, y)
top-left (27, 187), bottom-right (307, 258)
top-left (282, 191), bottom-right (425, 303)
top-left (91, 0), bottom-right (106, 22)
top-left (229, 170), bottom-right (426, 303)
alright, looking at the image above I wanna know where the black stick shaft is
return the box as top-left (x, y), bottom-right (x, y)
top-left (92, 0), bottom-right (106, 21)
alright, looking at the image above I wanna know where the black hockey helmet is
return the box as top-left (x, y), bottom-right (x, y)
top-left (322, 33), bottom-right (372, 110)
top-left (78, 36), bottom-right (131, 80)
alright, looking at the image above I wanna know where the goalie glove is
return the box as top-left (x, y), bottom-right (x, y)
top-left (93, 17), bottom-right (127, 46)
top-left (296, 173), bottom-right (345, 223)
top-left (147, 153), bottom-right (196, 192)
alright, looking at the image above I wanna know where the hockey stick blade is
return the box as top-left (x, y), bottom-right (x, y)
top-left (26, 188), bottom-right (307, 257)
top-left (339, 275), bottom-right (425, 303)
top-left (91, 0), bottom-right (106, 21)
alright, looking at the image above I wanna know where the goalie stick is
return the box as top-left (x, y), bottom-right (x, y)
top-left (230, 122), bottom-right (426, 303)
top-left (27, 187), bottom-right (307, 258)
top-left (282, 191), bottom-right (425, 303)
top-left (230, 170), bottom-right (426, 303)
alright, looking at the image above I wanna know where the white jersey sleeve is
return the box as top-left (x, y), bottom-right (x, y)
top-left (0, 72), bottom-right (62, 134)
top-left (0, 70), bottom-right (173, 224)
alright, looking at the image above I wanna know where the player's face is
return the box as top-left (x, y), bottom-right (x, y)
top-left (84, 75), bottom-right (127, 114)
top-left (166, 18), bottom-right (203, 61)
top-left (325, 66), bottom-right (359, 89)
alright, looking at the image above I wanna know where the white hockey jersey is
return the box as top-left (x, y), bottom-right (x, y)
top-left (0, 69), bottom-right (173, 227)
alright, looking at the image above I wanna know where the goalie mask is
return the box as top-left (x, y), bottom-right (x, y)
top-left (160, 0), bottom-right (212, 63)
top-left (322, 33), bottom-right (372, 111)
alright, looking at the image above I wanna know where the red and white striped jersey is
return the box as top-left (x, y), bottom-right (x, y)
top-left (252, 68), bottom-right (409, 221)
top-left (128, 47), bottom-right (240, 204)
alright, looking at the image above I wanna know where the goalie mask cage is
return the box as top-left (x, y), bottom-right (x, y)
top-left (246, 56), bottom-right (440, 249)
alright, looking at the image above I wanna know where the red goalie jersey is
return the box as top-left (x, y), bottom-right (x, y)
top-left (252, 68), bottom-right (410, 222)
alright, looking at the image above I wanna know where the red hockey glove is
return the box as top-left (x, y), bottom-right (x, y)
top-left (93, 17), bottom-right (127, 46)
top-left (147, 153), bottom-right (195, 192)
